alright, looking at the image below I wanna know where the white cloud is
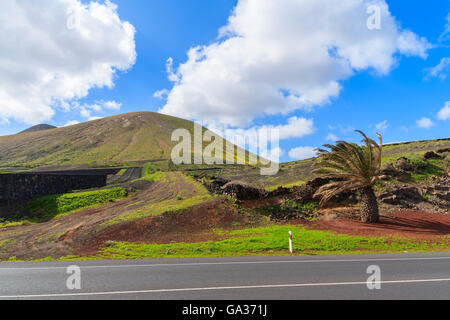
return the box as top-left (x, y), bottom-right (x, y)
top-left (259, 117), bottom-right (315, 140)
top-left (288, 146), bottom-right (318, 160)
top-left (416, 117), bottom-right (435, 129)
top-left (76, 100), bottom-right (122, 120)
top-left (437, 101), bottom-right (450, 121)
top-left (0, 0), bottom-right (136, 125)
top-left (206, 116), bottom-right (313, 161)
top-left (375, 120), bottom-right (389, 132)
top-left (154, 89), bottom-right (170, 100)
top-left (64, 120), bottom-right (80, 127)
top-left (209, 116), bottom-right (314, 140)
top-left (396, 30), bottom-right (432, 59)
top-left (439, 13), bottom-right (450, 42)
top-left (102, 100), bottom-right (122, 110)
top-left (326, 133), bottom-right (339, 142)
top-left (87, 116), bottom-right (102, 121)
top-left (425, 58), bottom-right (450, 80)
top-left (159, 0), bottom-right (430, 128)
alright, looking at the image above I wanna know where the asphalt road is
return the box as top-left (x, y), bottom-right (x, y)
top-left (0, 253), bottom-right (449, 300)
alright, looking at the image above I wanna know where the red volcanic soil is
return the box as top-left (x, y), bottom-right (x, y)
top-left (302, 210), bottom-right (450, 239)
top-left (74, 198), bottom-right (244, 256)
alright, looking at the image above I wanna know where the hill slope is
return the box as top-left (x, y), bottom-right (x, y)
top-left (0, 112), bottom-right (248, 169)
top-left (19, 124), bottom-right (57, 134)
top-left (185, 138), bottom-right (450, 189)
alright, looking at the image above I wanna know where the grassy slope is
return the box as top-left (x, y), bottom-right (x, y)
top-left (0, 111), bottom-right (253, 169)
top-left (94, 226), bottom-right (450, 260)
top-left (186, 138), bottom-right (450, 189)
top-left (382, 139), bottom-right (450, 160)
top-left (8, 225), bottom-right (449, 262)
top-left (0, 187), bottom-right (129, 228)
top-left (0, 134), bottom-right (448, 261)
top-left (105, 171), bottom-right (211, 226)
top-left (0, 166), bottom-right (210, 229)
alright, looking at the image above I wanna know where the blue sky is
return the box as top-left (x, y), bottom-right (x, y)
top-left (0, 0), bottom-right (449, 163)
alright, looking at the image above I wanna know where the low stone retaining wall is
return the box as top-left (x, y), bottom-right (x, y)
top-left (0, 173), bottom-right (107, 208)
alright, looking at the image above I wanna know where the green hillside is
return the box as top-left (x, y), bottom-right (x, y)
top-left (185, 138), bottom-right (450, 189)
top-left (0, 111), bottom-right (251, 169)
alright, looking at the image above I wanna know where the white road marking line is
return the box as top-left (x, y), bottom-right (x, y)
top-left (0, 256), bottom-right (449, 271)
top-left (1, 278), bottom-right (450, 298)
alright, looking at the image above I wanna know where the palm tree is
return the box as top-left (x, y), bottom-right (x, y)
top-left (313, 130), bottom-right (383, 223)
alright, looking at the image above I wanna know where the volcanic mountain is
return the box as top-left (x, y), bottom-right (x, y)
top-left (18, 124), bottom-right (57, 134)
top-left (0, 112), bottom-right (248, 169)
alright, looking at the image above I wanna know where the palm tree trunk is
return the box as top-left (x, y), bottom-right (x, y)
top-left (360, 187), bottom-right (379, 223)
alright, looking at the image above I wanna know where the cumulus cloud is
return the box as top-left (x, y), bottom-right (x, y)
top-left (201, 116), bottom-right (312, 164)
top-left (416, 117), bottom-right (435, 129)
top-left (437, 101), bottom-right (450, 121)
top-left (0, 0), bottom-right (136, 124)
top-left (396, 30), bottom-right (432, 58)
top-left (102, 100), bottom-right (122, 110)
top-left (257, 117), bottom-right (315, 140)
top-left (77, 100), bottom-right (122, 120)
top-left (208, 116), bottom-right (315, 154)
top-left (425, 57), bottom-right (450, 80)
top-left (159, 0), bottom-right (430, 128)
top-left (288, 146), bottom-right (318, 160)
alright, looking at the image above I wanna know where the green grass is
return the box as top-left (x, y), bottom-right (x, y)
top-left (26, 187), bottom-right (129, 220)
top-left (409, 159), bottom-right (446, 182)
top-left (10, 225), bottom-right (448, 262)
top-left (139, 171), bottom-right (166, 182)
top-left (104, 172), bottom-right (212, 226)
top-left (94, 226), bottom-right (450, 259)
top-left (137, 162), bottom-right (167, 182)
top-left (142, 162), bottom-right (154, 176)
top-left (379, 153), bottom-right (448, 184)
top-left (116, 168), bottom-right (127, 176)
top-left (0, 187), bottom-right (128, 227)
top-left (265, 180), bottom-right (306, 191)
top-left (106, 194), bottom-right (212, 226)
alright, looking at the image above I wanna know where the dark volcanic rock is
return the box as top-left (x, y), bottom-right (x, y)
top-left (221, 181), bottom-right (266, 201)
top-left (424, 151), bottom-right (442, 160)
top-left (292, 177), bottom-right (356, 204)
top-left (380, 163), bottom-right (411, 182)
top-left (379, 187), bottom-right (424, 207)
top-left (266, 187), bottom-right (291, 197)
top-left (437, 148), bottom-right (450, 154)
top-left (379, 177), bottom-right (450, 210)
top-left (395, 157), bottom-right (416, 172)
top-left (202, 177), bottom-right (230, 194)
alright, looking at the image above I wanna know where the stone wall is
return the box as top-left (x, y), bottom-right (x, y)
top-left (0, 173), bottom-right (107, 207)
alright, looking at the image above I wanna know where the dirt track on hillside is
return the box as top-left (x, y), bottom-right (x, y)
top-left (0, 173), bottom-right (220, 261)
top-left (74, 198), bottom-right (244, 256)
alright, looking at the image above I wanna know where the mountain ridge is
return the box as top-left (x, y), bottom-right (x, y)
top-left (18, 124), bottom-right (57, 134)
top-left (0, 111), bottom-right (251, 169)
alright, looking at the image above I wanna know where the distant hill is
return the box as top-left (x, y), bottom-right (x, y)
top-left (19, 124), bottom-right (57, 134)
top-left (0, 111), bottom-right (251, 169)
top-left (186, 137), bottom-right (450, 189)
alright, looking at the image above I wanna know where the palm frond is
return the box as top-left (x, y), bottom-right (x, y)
top-left (313, 130), bottom-right (383, 206)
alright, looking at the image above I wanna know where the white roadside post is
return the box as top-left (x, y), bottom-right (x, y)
top-left (288, 231), bottom-right (293, 253)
